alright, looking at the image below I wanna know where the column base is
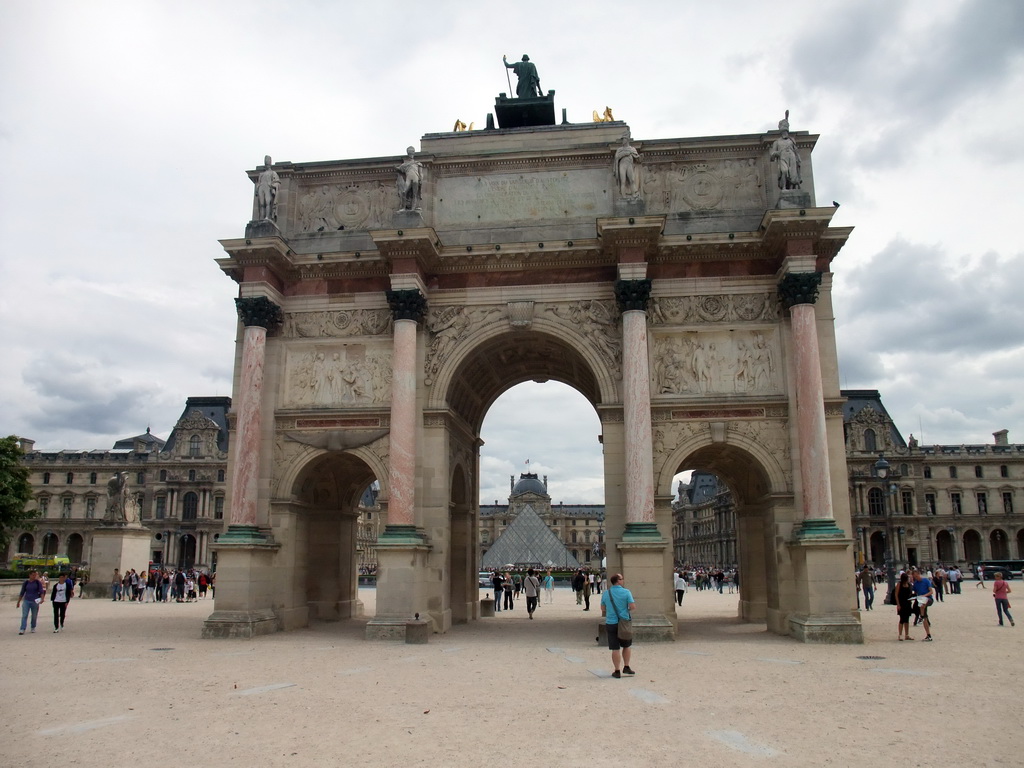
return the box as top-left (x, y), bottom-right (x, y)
top-left (201, 609), bottom-right (279, 639)
top-left (217, 524), bottom-right (275, 545)
top-left (378, 524), bottom-right (426, 545)
top-left (793, 518), bottom-right (846, 539)
top-left (789, 613), bottom-right (864, 644)
top-left (622, 522), bottom-right (667, 543)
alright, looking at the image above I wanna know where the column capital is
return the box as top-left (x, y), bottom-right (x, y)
top-left (614, 279), bottom-right (652, 313)
top-left (778, 272), bottom-right (822, 310)
top-left (234, 296), bottom-right (283, 329)
top-left (386, 288), bottom-right (428, 323)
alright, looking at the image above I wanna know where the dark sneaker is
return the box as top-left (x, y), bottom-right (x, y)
top-left (622, 666), bottom-right (636, 675)
top-left (612, 670), bottom-right (621, 679)
top-left (923, 635), bottom-right (933, 641)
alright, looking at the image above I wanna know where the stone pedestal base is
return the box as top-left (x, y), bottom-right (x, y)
top-left (405, 619), bottom-right (430, 644)
top-left (775, 190), bottom-right (812, 210)
top-left (786, 530), bottom-right (863, 644)
top-left (87, 525), bottom-right (152, 597)
top-left (201, 534), bottom-right (282, 639)
top-left (617, 530), bottom-right (676, 641)
top-left (613, 197), bottom-right (646, 217)
top-left (393, 210), bottom-right (425, 229)
top-left (789, 613), bottom-right (864, 644)
top-left (366, 539), bottom-right (433, 640)
top-left (479, 598), bottom-right (495, 617)
top-left (245, 219), bottom-right (281, 238)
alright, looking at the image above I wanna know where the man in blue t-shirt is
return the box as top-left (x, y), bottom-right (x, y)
top-left (16, 570), bottom-right (46, 634)
top-left (600, 573), bottom-right (637, 678)
top-left (911, 569), bottom-right (934, 641)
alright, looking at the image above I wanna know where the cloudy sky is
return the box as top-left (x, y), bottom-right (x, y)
top-left (2, 0), bottom-right (1022, 505)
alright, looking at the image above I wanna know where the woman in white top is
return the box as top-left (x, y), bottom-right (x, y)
top-left (673, 571), bottom-right (687, 606)
top-left (51, 573), bottom-right (73, 632)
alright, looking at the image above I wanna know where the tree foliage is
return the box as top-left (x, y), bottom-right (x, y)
top-left (0, 435), bottom-right (35, 549)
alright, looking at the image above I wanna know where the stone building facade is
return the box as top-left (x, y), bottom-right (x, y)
top-left (8, 397), bottom-right (230, 572)
top-left (844, 390), bottom-right (1024, 570)
top-left (672, 471), bottom-right (736, 567)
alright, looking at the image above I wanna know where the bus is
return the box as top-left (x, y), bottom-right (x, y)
top-left (10, 554), bottom-right (71, 572)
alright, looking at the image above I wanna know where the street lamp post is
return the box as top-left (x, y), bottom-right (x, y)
top-left (875, 454), bottom-right (897, 603)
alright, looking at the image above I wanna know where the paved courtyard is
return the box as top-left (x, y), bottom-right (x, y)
top-left (3, 582), bottom-right (1021, 766)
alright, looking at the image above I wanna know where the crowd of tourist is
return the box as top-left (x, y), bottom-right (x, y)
top-left (109, 567), bottom-right (213, 603)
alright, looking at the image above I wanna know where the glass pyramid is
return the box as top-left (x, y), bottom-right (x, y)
top-left (481, 505), bottom-right (581, 569)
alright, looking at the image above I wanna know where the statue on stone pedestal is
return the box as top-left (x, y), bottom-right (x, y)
top-left (395, 146), bottom-right (424, 211)
top-left (503, 54), bottom-right (541, 99)
top-left (770, 111), bottom-right (802, 190)
top-left (255, 155), bottom-right (281, 220)
top-left (105, 471), bottom-right (130, 522)
top-left (613, 134), bottom-right (641, 199)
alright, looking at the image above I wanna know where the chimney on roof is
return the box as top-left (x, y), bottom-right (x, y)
top-left (510, 475), bottom-right (514, 492)
top-left (994, 429), bottom-right (1009, 446)
top-left (18, 438), bottom-right (35, 453)
top-left (543, 475), bottom-right (548, 490)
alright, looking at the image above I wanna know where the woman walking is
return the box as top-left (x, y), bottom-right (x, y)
top-left (992, 571), bottom-right (1015, 627)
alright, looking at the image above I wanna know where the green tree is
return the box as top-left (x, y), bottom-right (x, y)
top-left (0, 435), bottom-right (35, 549)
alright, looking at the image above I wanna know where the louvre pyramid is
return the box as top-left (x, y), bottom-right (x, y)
top-left (481, 505), bottom-right (581, 569)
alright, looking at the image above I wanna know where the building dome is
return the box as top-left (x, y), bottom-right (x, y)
top-left (511, 472), bottom-right (548, 497)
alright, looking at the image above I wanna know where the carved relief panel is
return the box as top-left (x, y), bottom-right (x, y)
top-left (282, 308), bottom-right (393, 339)
top-left (293, 182), bottom-right (393, 233)
top-left (642, 158), bottom-right (764, 213)
top-left (652, 330), bottom-right (780, 396)
top-left (283, 344), bottom-right (392, 407)
top-left (424, 305), bottom-right (504, 385)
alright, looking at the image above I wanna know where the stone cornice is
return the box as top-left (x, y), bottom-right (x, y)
top-left (372, 227), bottom-right (441, 275)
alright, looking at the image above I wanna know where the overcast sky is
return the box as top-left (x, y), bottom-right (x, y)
top-left (2, 0), bottom-right (1022, 505)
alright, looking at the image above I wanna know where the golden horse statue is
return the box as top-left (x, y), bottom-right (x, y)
top-left (592, 106), bottom-right (615, 123)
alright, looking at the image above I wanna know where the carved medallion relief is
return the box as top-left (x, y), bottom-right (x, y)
top-left (649, 293), bottom-right (779, 325)
top-left (283, 345), bottom-right (392, 407)
top-left (653, 330), bottom-right (780, 396)
top-left (282, 309), bottom-right (393, 339)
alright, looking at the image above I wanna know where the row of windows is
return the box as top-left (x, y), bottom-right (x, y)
top-left (41, 469), bottom-right (226, 484)
top-left (38, 493), bottom-right (224, 520)
top-left (922, 465), bottom-right (1010, 479)
top-left (867, 488), bottom-right (1015, 516)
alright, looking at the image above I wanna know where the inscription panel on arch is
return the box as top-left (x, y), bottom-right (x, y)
top-left (434, 169), bottom-right (611, 228)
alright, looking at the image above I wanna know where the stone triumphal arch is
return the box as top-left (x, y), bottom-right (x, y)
top-left (203, 115), bottom-right (862, 643)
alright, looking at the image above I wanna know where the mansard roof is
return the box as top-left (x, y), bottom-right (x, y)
top-left (112, 428), bottom-right (166, 451)
top-left (163, 396), bottom-right (231, 454)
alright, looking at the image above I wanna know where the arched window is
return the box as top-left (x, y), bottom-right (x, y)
top-left (182, 492), bottom-right (199, 520)
top-left (868, 488), bottom-right (885, 516)
top-left (189, 435), bottom-right (202, 457)
top-left (18, 533), bottom-right (34, 554)
top-left (42, 533), bottom-right (59, 556)
top-left (864, 429), bottom-right (877, 453)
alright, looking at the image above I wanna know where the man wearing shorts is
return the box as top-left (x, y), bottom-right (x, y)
top-left (912, 568), bottom-right (935, 641)
top-left (600, 573), bottom-right (637, 679)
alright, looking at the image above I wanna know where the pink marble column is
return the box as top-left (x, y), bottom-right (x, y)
top-left (229, 324), bottom-right (266, 528)
top-left (382, 288), bottom-right (427, 538)
top-left (622, 309), bottom-right (655, 525)
top-left (615, 279), bottom-right (658, 537)
top-left (790, 302), bottom-right (834, 521)
top-left (780, 272), bottom-right (838, 528)
top-left (388, 317), bottom-right (418, 527)
top-left (225, 295), bottom-right (281, 537)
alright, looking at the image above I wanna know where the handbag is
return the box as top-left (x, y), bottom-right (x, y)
top-left (617, 618), bottom-right (633, 641)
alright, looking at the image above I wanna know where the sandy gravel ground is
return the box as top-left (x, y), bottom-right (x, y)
top-left (2, 582), bottom-right (1022, 767)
